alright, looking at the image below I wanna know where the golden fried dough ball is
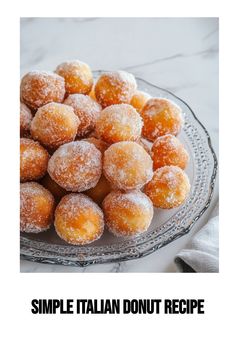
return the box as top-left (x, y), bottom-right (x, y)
top-left (31, 102), bottom-right (79, 150)
top-left (103, 141), bottom-right (153, 190)
top-left (95, 71), bottom-right (137, 108)
top-left (20, 138), bottom-right (49, 182)
top-left (55, 60), bottom-right (93, 95)
top-left (20, 182), bottom-right (55, 233)
top-left (48, 141), bottom-right (102, 192)
top-left (95, 103), bottom-right (143, 144)
top-left (103, 190), bottom-right (153, 237)
top-left (144, 166), bottom-right (190, 209)
top-left (20, 71), bottom-right (65, 110)
top-left (151, 134), bottom-right (189, 170)
top-left (141, 98), bottom-right (184, 142)
top-left (54, 193), bottom-right (104, 245)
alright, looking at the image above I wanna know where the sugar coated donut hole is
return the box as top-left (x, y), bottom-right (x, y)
top-left (130, 90), bottom-right (151, 113)
top-left (95, 71), bottom-right (137, 108)
top-left (103, 141), bottom-right (153, 190)
top-left (141, 98), bottom-right (184, 142)
top-left (48, 141), bottom-right (102, 192)
top-left (64, 94), bottom-right (101, 137)
top-left (55, 60), bottom-right (93, 95)
top-left (54, 193), bottom-right (104, 245)
top-left (144, 166), bottom-right (190, 209)
top-left (20, 182), bottom-right (55, 233)
top-left (41, 174), bottom-right (67, 202)
top-left (95, 104), bottom-right (143, 144)
top-left (103, 190), bottom-right (154, 237)
top-left (20, 71), bottom-right (65, 110)
top-left (20, 138), bottom-right (49, 182)
top-left (20, 102), bottom-right (33, 137)
top-left (86, 174), bottom-right (112, 205)
top-left (82, 137), bottom-right (109, 155)
top-left (152, 134), bottom-right (189, 170)
top-left (31, 102), bottom-right (79, 150)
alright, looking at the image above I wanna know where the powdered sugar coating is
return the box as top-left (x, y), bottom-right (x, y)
top-left (54, 193), bottom-right (104, 245)
top-left (144, 166), bottom-right (190, 209)
top-left (141, 97), bottom-right (184, 141)
top-left (20, 182), bottom-right (55, 233)
top-left (151, 134), bottom-right (189, 170)
top-left (48, 141), bottom-right (102, 192)
top-left (55, 60), bottom-right (93, 95)
top-left (103, 190), bottom-right (154, 237)
top-left (20, 138), bottom-right (49, 181)
top-left (103, 141), bottom-right (153, 190)
top-left (20, 71), bottom-right (65, 110)
top-left (64, 94), bottom-right (101, 137)
top-left (31, 102), bottom-right (79, 150)
top-left (95, 71), bottom-right (137, 108)
top-left (20, 102), bottom-right (33, 137)
top-left (95, 103), bottom-right (143, 144)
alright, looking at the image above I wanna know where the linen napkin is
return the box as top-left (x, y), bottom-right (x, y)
top-left (175, 203), bottom-right (219, 273)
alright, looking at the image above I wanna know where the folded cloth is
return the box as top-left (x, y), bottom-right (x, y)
top-left (175, 203), bottom-right (219, 273)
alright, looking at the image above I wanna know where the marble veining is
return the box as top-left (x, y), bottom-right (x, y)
top-left (122, 45), bottom-right (218, 71)
top-left (20, 17), bottom-right (219, 273)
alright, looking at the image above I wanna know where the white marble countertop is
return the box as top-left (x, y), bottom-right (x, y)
top-left (20, 17), bottom-right (219, 272)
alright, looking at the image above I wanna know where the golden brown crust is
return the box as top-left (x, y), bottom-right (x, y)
top-left (54, 193), bottom-right (104, 245)
top-left (20, 138), bottom-right (49, 182)
top-left (20, 182), bottom-right (55, 233)
top-left (144, 166), bottom-right (190, 209)
top-left (103, 190), bottom-right (153, 237)
top-left (141, 98), bottom-right (184, 142)
top-left (20, 71), bottom-right (65, 110)
top-left (151, 134), bottom-right (189, 170)
top-left (95, 71), bottom-right (137, 108)
top-left (55, 60), bottom-right (93, 95)
top-left (48, 141), bottom-right (102, 192)
top-left (103, 141), bottom-right (153, 190)
top-left (95, 104), bottom-right (142, 144)
top-left (31, 102), bottom-right (79, 150)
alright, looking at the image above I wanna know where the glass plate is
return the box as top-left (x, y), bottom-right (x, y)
top-left (20, 72), bottom-right (218, 267)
